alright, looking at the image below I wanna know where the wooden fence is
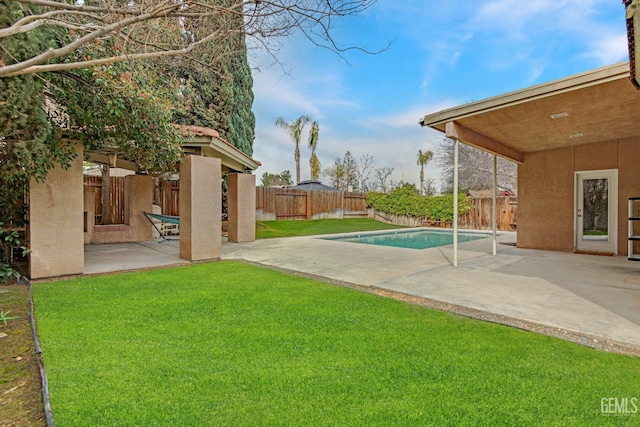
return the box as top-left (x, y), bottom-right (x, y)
top-left (257, 187), bottom-right (517, 231)
top-left (459, 197), bottom-right (517, 231)
top-left (83, 178), bottom-right (518, 231)
top-left (83, 176), bottom-right (126, 224)
top-left (159, 180), bottom-right (180, 216)
top-left (256, 186), bottom-right (368, 220)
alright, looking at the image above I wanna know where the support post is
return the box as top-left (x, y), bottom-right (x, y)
top-left (29, 144), bottom-right (84, 279)
top-left (179, 156), bottom-right (222, 261)
top-left (453, 138), bottom-right (459, 267)
top-left (492, 154), bottom-right (497, 256)
top-left (228, 173), bottom-right (256, 243)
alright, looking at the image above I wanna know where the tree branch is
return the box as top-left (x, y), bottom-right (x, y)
top-left (1, 0), bottom-right (382, 77)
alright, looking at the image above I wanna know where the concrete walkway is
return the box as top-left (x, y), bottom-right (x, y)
top-left (221, 230), bottom-right (640, 353)
top-left (84, 230), bottom-right (640, 353)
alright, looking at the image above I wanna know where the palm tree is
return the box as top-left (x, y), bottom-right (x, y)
top-left (417, 149), bottom-right (434, 196)
top-left (307, 120), bottom-right (321, 180)
top-left (275, 115), bottom-right (311, 184)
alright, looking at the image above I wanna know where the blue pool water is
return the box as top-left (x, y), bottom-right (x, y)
top-left (324, 229), bottom-right (490, 250)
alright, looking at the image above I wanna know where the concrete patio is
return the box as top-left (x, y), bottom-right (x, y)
top-left (83, 230), bottom-right (640, 354)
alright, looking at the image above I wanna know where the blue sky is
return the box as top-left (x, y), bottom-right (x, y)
top-left (250, 0), bottom-right (629, 188)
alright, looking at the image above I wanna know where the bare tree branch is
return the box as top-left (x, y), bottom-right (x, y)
top-left (1, 0), bottom-right (382, 77)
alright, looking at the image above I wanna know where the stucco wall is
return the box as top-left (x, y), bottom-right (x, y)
top-left (29, 145), bottom-right (84, 279)
top-left (618, 138), bottom-right (640, 256)
top-left (228, 173), bottom-right (256, 243)
top-left (85, 175), bottom-right (153, 244)
top-left (517, 138), bottom-right (640, 255)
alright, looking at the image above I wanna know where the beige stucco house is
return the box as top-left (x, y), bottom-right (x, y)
top-left (420, 62), bottom-right (640, 258)
top-left (29, 125), bottom-right (260, 280)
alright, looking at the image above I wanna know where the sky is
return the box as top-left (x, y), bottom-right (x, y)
top-left (248, 0), bottom-right (629, 189)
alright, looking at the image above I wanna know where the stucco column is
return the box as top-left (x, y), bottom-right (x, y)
top-left (179, 156), bottom-right (221, 261)
top-left (29, 144), bottom-right (84, 279)
top-left (227, 173), bottom-right (256, 243)
top-left (125, 175), bottom-right (153, 240)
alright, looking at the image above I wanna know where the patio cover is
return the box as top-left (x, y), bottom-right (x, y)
top-left (420, 62), bottom-right (640, 160)
top-left (87, 124), bottom-right (260, 173)
top-left (180, 125), bottom-right (260, 174)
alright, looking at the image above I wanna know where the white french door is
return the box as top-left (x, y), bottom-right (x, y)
top-left (575, 170), bottom-right (618, 254)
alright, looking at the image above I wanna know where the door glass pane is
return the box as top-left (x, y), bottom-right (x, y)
top-left (582, 178), bottom-right (608, 240)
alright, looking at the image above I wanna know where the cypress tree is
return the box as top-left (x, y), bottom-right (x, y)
top-left (168, 2), bottom-right (255, 156)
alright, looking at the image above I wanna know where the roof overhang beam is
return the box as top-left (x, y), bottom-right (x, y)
top-left (183, 135), bottom-right (260, 172)
top-left (445, 121), bottom-right (524, 164)
top-left (87, 152), bottom-right (140, 172)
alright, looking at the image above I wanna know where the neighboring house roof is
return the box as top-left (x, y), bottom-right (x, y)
top-left (290, 180), bottom-right (339, 191)
top-left (420, 62), bottom-right (640, 162)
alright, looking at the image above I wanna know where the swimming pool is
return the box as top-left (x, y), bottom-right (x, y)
top-left (323, 229), bottom-right (491, 250)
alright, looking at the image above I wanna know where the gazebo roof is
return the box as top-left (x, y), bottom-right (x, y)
top-left (290, 180), bottom-right (339, 191)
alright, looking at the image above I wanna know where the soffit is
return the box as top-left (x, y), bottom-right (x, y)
top-left (421, 62), bottom-right (640, 155)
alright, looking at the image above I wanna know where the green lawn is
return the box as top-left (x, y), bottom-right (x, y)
top-left (33, 262), bottom-right (639, 426)
top-left (256, 218), bottom-right (405, 239)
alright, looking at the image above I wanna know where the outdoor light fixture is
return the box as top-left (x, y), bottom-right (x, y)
top-left (570, 133), bottom-right (584, 139)
top-left (108, 152), bottom-right (118, 167)
top-left (550, 112), bottom-right (569, 119)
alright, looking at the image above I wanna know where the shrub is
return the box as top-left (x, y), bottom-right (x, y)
top-left (367, 188), bottom-right (471, 222)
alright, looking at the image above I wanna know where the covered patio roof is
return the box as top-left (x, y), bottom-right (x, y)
top-left (420, 62), bottom-right (640, 162)
top-left (181, 125), bottom-right (261, 174)
top-left (86, 125), bottom-right (260, 174)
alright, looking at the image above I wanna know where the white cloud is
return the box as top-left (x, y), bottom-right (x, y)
top-left (365, 102), bottom-right (459, 130)
top-left (249, 0), bottom-right (626, 192)
top-left (585, 34), bottom-right (630, 65)
top-left (252, 68), bottom-right (321, 118)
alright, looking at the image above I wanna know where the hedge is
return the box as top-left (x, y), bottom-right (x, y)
top-left (366, 187), bottom-right (471, 222)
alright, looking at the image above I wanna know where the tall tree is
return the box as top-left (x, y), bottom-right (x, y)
top-left (416, 149), bottom-right (433, 196)
top-left (227, 44), bottom-right (256, 155)
top-left (261, 170), bottom-right (293, 187)
top-left (167, 1), bottom-right (255, 156)
top-left (356, 153), bottom-right (375, 192)
top-left (342, 151), bottom-right (358, 191)
top-left (324, 157), bottom-right (346, 190)
top-left (373, 167), bottom-right (394, 193)
top-left (307, 120), bottom-right (321, 180)
top-left (435, 138), bottom-right (517, 194)
top-left (275, 115), bottom-right (310, 184)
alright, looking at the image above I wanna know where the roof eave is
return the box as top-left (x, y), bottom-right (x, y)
top-left (419, 61), bottom-right (631, 130)
top-left (182, 135), bottom-right (261, 172)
